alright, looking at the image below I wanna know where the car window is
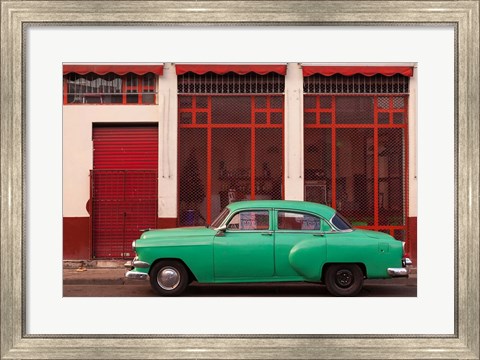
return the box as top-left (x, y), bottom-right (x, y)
top-left (331, 212), bottom-right (352, 230)
top-left (277, 211), bottom-right (331, 231)
top-left (227, 210), bottom-right (270, 231)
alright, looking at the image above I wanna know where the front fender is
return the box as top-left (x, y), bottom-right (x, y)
top-left (288, 237), bottom-right (326, 281)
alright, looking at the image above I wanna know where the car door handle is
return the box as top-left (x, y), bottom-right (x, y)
top-left (261, 232), bottom-right (273, 236)
top-left (313, 233), bottom-right (325, 237)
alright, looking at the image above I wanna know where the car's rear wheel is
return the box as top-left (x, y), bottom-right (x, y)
top-left (325, 264), bottom-right (364, 296)
top-left (149, 260), bottom-right (189, 296)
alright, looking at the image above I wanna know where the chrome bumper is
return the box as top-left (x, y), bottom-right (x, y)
top-left (125, 270), bottom-right (149, 280)
top-left (124, 257), bottom-right (151, 269)
top-left (124, 257), bottom-right (151, 280)
top-left (387, 267), bottom-right (409, 277)
top-left (387, 258), bottom-right (412, 278)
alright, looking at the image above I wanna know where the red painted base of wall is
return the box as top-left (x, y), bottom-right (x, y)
top-left (407, 217), bottom-right (417, 266)
top-left (63, 217), bottom-right (90, 259)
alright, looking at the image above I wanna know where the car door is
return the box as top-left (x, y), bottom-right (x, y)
top-left (214, 209), bottom-right (274, 280)
top-left (274, 210), bottom-right (330, 280)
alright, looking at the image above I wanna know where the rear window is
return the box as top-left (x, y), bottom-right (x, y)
top-left (331, 213), bottom-right (352, 230)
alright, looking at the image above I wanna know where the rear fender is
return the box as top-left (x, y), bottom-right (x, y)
top-left (288, 238), bottom-right (327, 281)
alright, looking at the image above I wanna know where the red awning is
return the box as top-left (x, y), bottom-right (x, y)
top-left (63, 64), bottom-right (164, 76)
top-left (175, 64), bottom-right (287, 76)
top-left (302, 66), bottom-right (414, 77)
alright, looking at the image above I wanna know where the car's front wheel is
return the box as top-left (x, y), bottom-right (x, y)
top-left (149, 260), bottom-right (189, 296)
top-left (324, 264), bottom-right (364, 296)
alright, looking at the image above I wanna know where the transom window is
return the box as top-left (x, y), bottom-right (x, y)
top-left (227, 210), bottom-right (270, 231)
top-left (63, 72), bottom-right (157, 105)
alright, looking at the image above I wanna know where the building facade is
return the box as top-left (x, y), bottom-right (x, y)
top-left (63, 63), bottom-right (417, 262)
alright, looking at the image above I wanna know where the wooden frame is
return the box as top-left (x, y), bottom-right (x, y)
top-left (1, 1), bottom-right (479, 358)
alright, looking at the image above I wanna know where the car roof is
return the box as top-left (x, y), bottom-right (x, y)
top-left (226, 200), bottom-right (336, 219)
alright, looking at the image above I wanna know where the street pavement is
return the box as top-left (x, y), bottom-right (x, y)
top-left (63, 266), bottom-right (417, 297)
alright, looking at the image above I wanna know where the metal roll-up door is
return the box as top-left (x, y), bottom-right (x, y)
top-left (92, 125), bottom-right (158, 259)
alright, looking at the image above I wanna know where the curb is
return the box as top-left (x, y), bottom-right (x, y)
top-left (63, 269), bottom-right (416, 287)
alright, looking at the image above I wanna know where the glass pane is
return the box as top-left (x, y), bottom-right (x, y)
top-left (212, 128), bottom-right (251, 219)
top-left (378, 97), bottom-right (390, 109)
top-left (255, 112), bottom-right (267, 124)
top-left (142, 94), bottom-right (155, 104)
top-left (393, 112), bottom-right (404, 124)
top-left (336, 96), bottom-right (374, 124)
top-left (109, 95), bottom-right (123, 104)
top-left (304, 128), bottom-right (332, 206)
top-left (178, 128), bottom-right (208, 226)
top-left (270, 112), bottom-right (283, 124)
top-left (179, 96), bottom-right (193, 109)
top-left (304, 96), bottom-right (317, 109)
top-left (319, 96), bottom-right (332, 109)
top-left (336, 128), bottom-right (374, 225)
top-left (278, 211), bottom-right (321, 231)
top-left (255, 128), bottom-right (283, 200)
top-left (271, 96), bottom-right (283, 109)
top-left (211, 96), bottom-right (251, 124)
top-left (255, 96), bottom-right (267, 109)
top-left (196, 96), bottom-right (208, 109)
top-left (378, 128), bottom-right (405, 226)
top-left (126, 94), bottom-right (138, 103)
top-left (227, 211), bottom-right (269, 230)
top-left (393, 97), bottom-right (405, 109)
top-left (179, 112), bottom-right (192, 124)
top-left (320, 112), bottom-right (332, 124)
top-left (196, 112), bottom-right (208, 124)
top-left (378, 112), bottom-right (390, 124)
top-left (304, 112), bottom-right (316, 125)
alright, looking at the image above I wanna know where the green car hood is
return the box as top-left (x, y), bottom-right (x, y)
top-left (137, 226), bottom-right (217, 247)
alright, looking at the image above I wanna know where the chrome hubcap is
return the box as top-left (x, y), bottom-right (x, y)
top-left (335, 269), bottom-right (354, 288)
top-left (157, 267), bottom-right (180, 290)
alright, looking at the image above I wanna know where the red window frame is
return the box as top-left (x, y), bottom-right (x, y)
top-left (178, 94), bottom-right (285, 225)
top-left (304, 94), bottom-right (409, 242)
top-left (63, 72), bottom-right (157, 105)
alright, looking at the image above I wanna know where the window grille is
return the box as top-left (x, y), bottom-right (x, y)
top-left (303, 92), bottom-right (409, 241)
top-left (178, 94), bottom-right (284, 225)
top-left (178, 72), bottom-right (285, 94)
top-left (64, 72), bottom-right (157, 105)
top-left (304, 74), bottom-right (409, 94)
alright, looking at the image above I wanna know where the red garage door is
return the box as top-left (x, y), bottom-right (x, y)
top-left (92, 125), bottom-right (158, 259)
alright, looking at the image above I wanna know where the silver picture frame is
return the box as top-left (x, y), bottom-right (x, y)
top-left (1, 1), bottom-right (479, 358)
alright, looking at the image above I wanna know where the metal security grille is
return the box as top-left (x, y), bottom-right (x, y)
top-left (304, 74), bottom-right (409, 94)
top-left (179, 94), bottom-right (284, 226)
top-left (178, 72), bottom-right (285, 94)
top-left (92, 125), bottom-right (158, 259)
top-left (304, 93), bottom-right (408, 244)
top-left (91, 170), bottom-right (157, 258)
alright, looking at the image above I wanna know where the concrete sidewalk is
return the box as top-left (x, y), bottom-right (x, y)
top-left (63, 261), bottom-right (417, 287)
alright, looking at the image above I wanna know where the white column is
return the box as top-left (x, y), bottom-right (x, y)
top-left (157, 63), bottom-right (178, 218)
top-left (284, 63), bottom-right (304, 200)
top-left (408, 66), bottom-right (418, 218)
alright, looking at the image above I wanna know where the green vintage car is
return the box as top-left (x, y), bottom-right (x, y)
top-left (125, 200), bottom-right (411, 296)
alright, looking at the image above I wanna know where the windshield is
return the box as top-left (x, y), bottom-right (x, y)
top-left (210, 207), bottom-right (230, 229)
top-left (331, 212), bottom-right (352, 230)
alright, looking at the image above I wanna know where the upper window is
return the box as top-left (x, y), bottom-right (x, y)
top-left (227, 210), bottom-right (270, 231)
top-left (278, 211), bottom-right (331, 231)
top-left (63, 72), bottom-right (157, 105)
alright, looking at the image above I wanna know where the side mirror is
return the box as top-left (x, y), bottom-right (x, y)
top-left (215, 225), bottom-right (227, 236)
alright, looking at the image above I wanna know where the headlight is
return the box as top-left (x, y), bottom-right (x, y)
top-left (132, 240), bottom-right (136, 252)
